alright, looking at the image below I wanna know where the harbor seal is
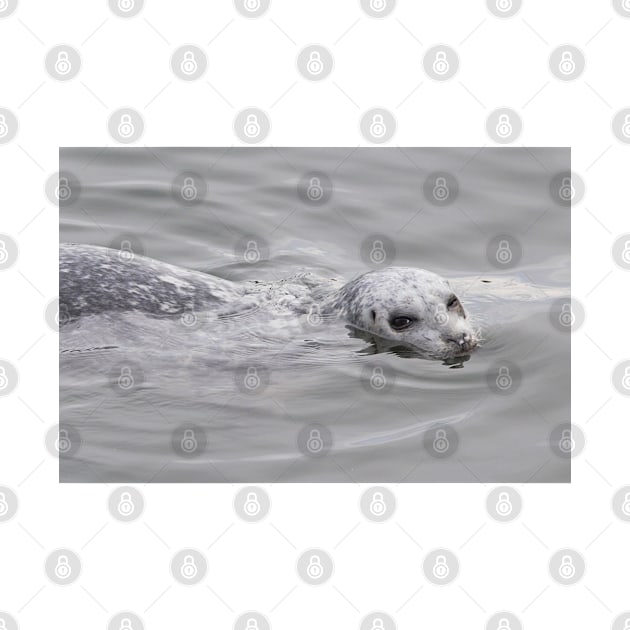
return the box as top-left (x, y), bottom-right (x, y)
top-left (59, 243), bottom-right (478, 360)
top-left (321, 267), bottom-right (477, 359)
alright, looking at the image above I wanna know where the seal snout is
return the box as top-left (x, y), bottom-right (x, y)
top-left (446, 331), bottom-right (476, 355)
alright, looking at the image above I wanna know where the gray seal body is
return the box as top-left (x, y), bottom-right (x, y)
top-left (59, 243), bottom-right (478, 359)
top-left (60, 243), bottom-right (239, 322)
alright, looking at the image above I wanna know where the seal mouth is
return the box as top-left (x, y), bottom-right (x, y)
top-left (446, 333), bottom-right (477, 356)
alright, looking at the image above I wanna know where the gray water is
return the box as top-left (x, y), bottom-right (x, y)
top-left (59, 147), bottom-right (570, 482)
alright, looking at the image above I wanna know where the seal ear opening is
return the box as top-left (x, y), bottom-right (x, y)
top-left (371, 309), bottom-right (376, 322)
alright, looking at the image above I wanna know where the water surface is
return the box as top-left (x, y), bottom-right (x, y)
top-left (59, 147), bottom-right (570, 482)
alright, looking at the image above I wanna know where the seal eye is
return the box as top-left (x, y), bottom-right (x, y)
top-left (447, 295), bottom-right (459, 309)
top-left (390, 316), bottom-right (414, 331)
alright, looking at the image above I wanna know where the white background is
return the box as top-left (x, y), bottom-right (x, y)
top-left (1, 0), bottom-right (629, 628)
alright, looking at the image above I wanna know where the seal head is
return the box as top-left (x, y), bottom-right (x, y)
top-left (324, 267), bottom-right (478, 359)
